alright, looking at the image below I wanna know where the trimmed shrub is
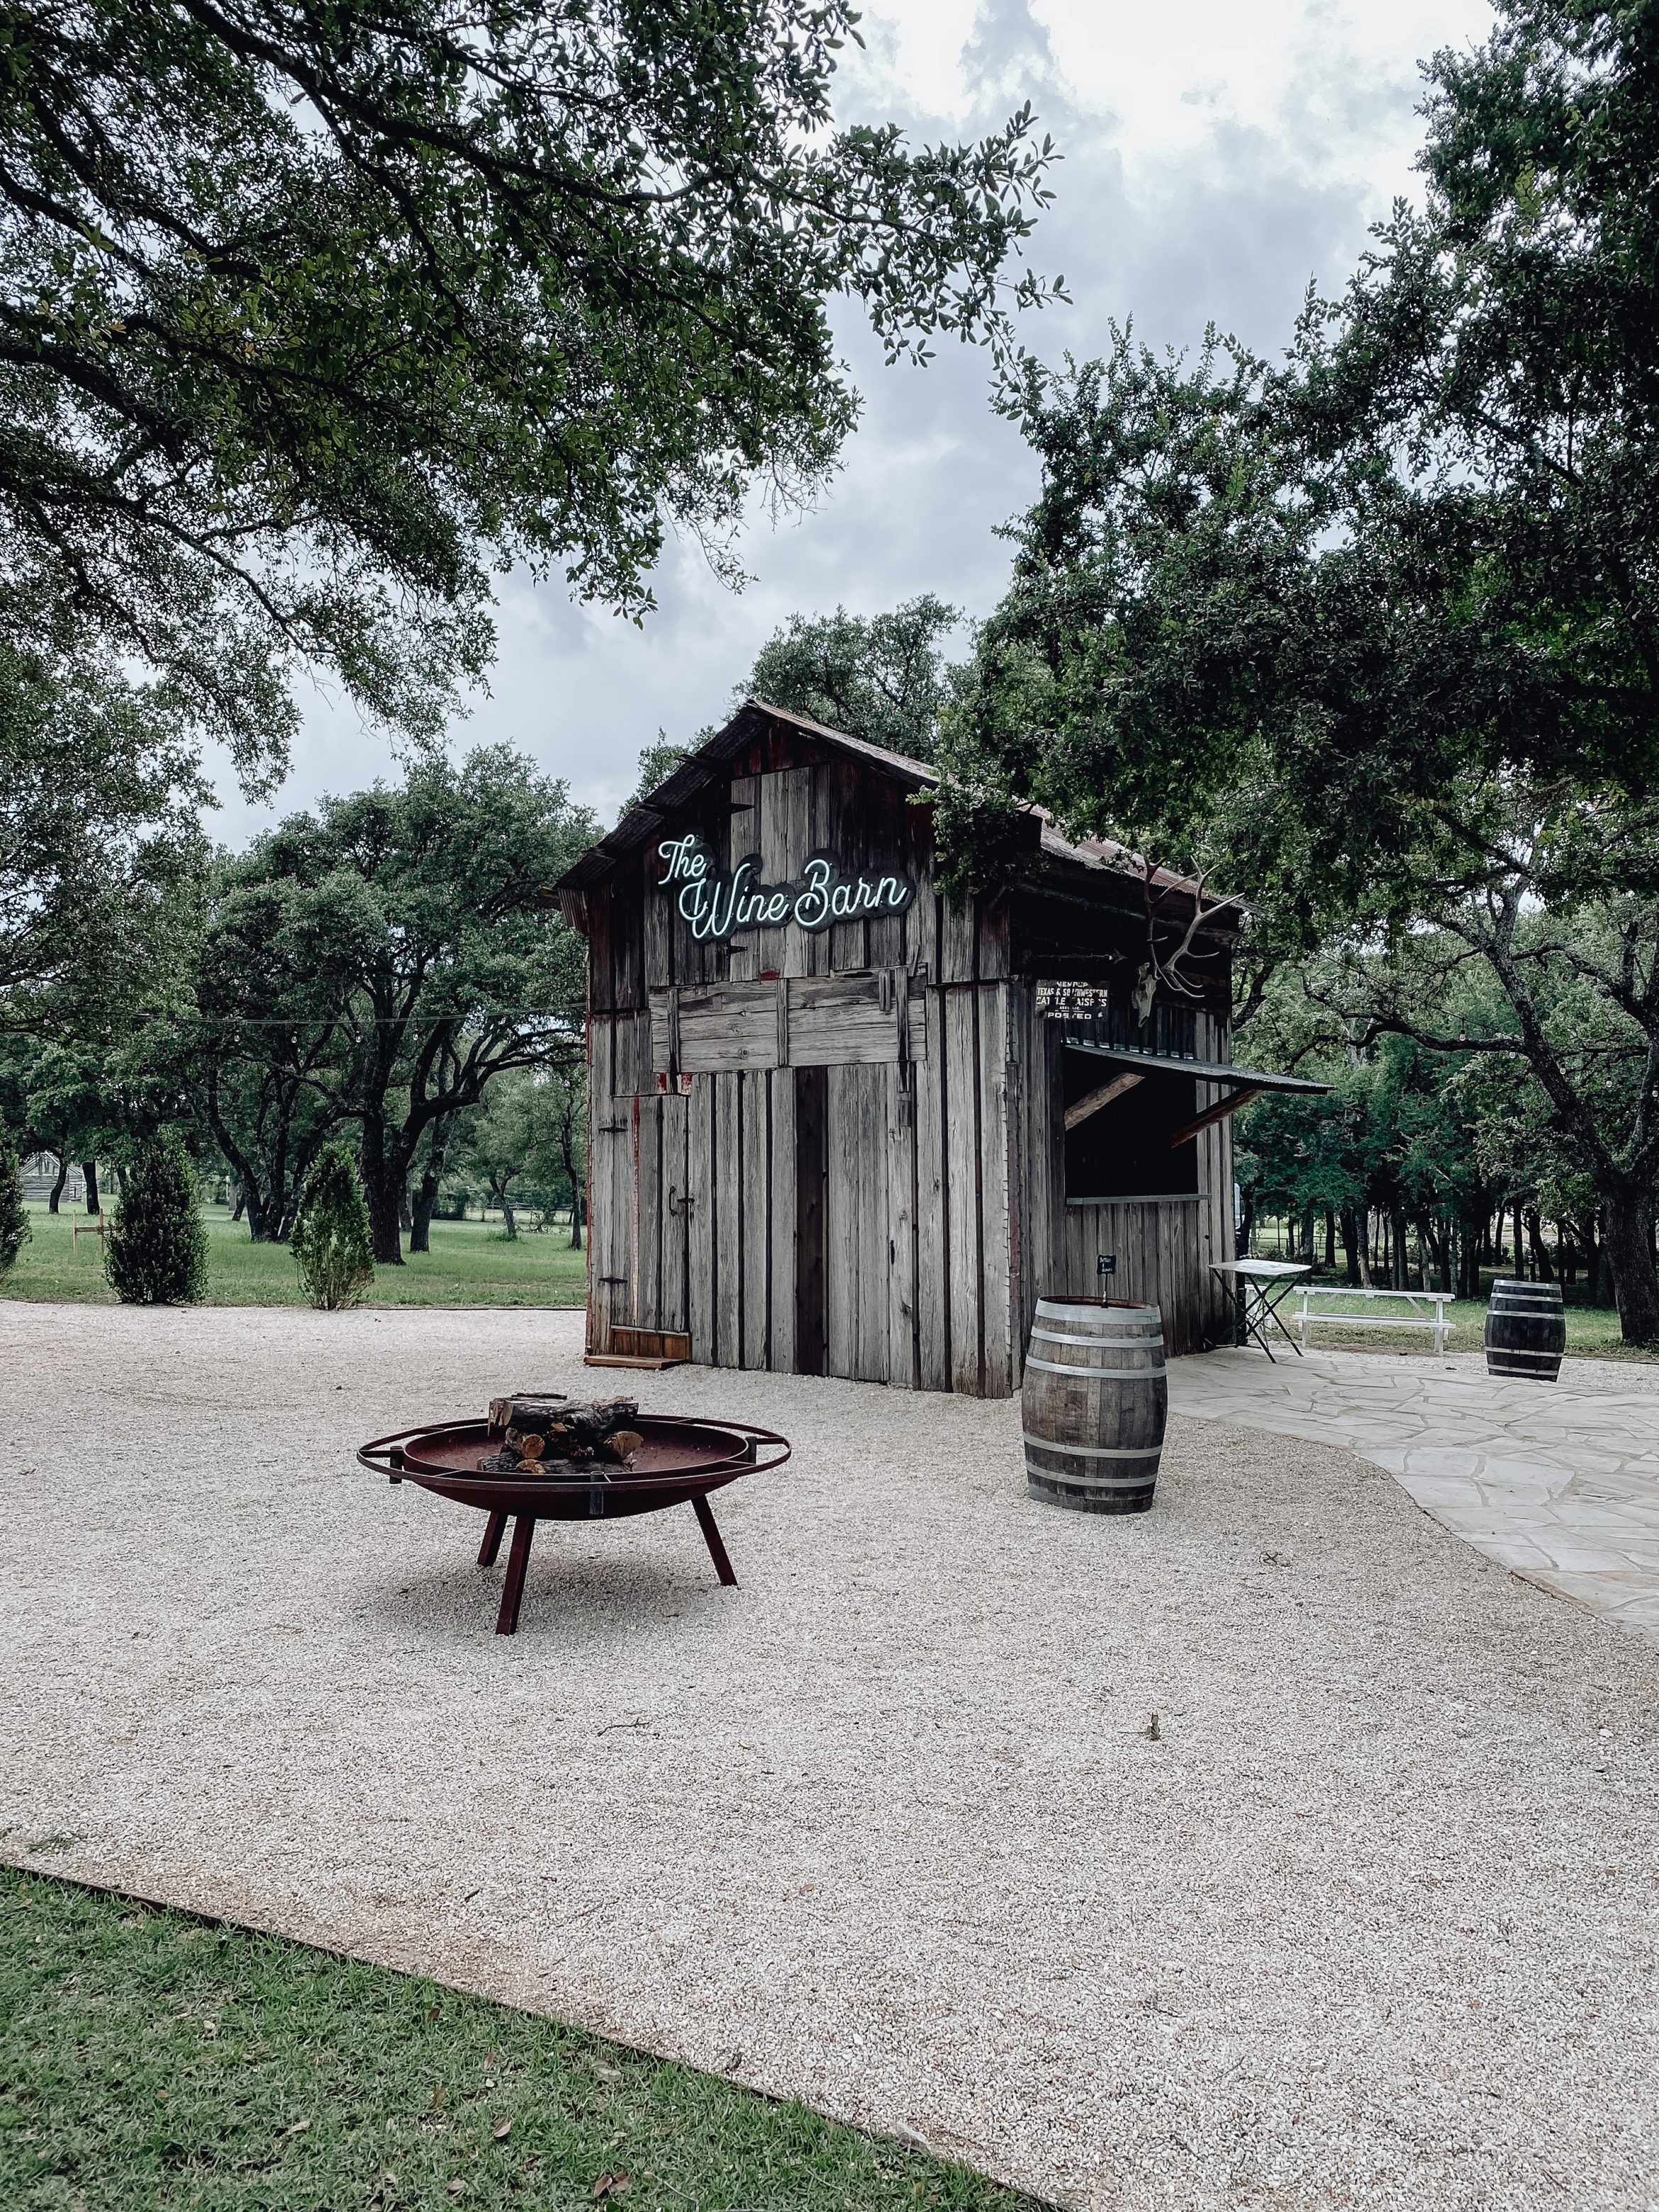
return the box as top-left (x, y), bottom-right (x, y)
top-left (105, 1131), bottom-right (209, 1305)
top-left (0, 1135), bottom-right (30, 1278)
top-left (291, 1143), bottom-right (375, 1310)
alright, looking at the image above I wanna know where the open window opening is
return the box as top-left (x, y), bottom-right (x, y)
top-left (1062, 1046), bottom-right (1199, 1202)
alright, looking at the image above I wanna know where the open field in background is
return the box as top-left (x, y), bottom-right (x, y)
top-left (4, 1205), bottom-right (1655, 1357)
top-left (0, 1205), bottom-right (588, 1309)
top-left (0, 1870), bottom-right (1032, 2212)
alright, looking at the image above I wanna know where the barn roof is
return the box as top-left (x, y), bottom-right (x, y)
top-left (554, 697), bottom-right (1235, 929)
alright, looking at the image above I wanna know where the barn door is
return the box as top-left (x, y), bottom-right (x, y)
top-left (824, 1061), bottom-right (893, 1382)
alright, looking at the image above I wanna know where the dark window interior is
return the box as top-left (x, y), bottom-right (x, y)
top-left (1063, 1050), bottom-right (1199, 1200)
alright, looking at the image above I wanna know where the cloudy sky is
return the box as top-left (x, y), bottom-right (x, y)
top-left (213, 0), bottom-right (1497, 847)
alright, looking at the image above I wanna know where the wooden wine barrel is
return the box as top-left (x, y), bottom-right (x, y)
top-left (1022, 1298), bottom-right (1167, 1514)
top-left (1485, 1279), bottom-right (1566, 1381)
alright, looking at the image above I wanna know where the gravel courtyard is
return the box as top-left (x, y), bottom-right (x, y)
top-left (4, 1302), bottom-right (1658, 2211)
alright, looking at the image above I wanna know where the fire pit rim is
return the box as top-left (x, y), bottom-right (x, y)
top-left (357, 1413), bottom-right (791, 1495)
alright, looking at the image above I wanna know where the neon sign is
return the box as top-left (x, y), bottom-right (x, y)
top-left (657, 832), bottom-right (915, 944)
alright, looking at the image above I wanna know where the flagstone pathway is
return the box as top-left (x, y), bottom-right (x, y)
top-left (1169, 1346), bottom-right (1659, 1641)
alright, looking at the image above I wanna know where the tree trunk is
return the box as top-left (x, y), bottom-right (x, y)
top-left (557, 1119), bottom-right (584, 1251)
top-left (489, 1173), bottom-right (518, 1239)
top-left (1238, 1190), bottom-right (1256, 1260)
top-left (1601, 1182), bottom-right (1659, 1344)
top-left (82, 1159), bottom-right (99, 1214)
top-left (409, 1112), bottom-right (457, 1256)
top-left (360, 1126), bottom-right (405, 1266)
top-left (1339, 1205), bottom-right (1359, 1284)
top-left (1524, 1207), bottom-right (1554, 1282)
top-left (1422, 1215), bottom-right (1453, 1295)
top-left (47, 1153), bottom-right (67, 1212)
top-left (1575, 1212), bottom-right (1597, 1292)
top-left (230, 1183), bottom-right (246, 1224)
top-left (1389, 1207), bottom-right (1408, 1290)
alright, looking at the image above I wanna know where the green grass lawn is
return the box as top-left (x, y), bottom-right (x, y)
top-left (0, 1869), bottom-right (1042, 2212)
top-left (0, 1205), bottom-right (588, 1309)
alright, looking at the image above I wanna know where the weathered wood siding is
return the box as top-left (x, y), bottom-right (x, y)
top-left (585, 734), bottom-right (1017, 1394)
top-left (1010, 986), bottom-right (1235, 1365)
top-left (582, 720), bottom-right (1235, 1392)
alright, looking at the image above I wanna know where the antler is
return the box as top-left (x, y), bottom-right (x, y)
top-left (1132, 859), bottom-right (1241, 1024)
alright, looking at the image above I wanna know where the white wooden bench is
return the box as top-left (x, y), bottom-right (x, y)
top-left (1293, 1285), bottom-right (1456, 1361)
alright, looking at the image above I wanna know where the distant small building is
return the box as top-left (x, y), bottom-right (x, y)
top-left (19, 1154), bottom-right (84, 1206)
top-left (554, 700), bottom-right (1322, 1396)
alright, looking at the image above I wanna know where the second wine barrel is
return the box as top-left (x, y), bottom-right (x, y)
top-left (1022, 1297), bottom-right (1167, 1514)
top-left (1485, 1278), bottom-right (1566, 1381)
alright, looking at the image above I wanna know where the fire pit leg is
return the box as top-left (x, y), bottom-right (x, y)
top-left (477, 1509), bottom-right (508, 1568)
top-left (691, 1494), bottom-right (737, 1587)
top-left (496, 1514), bottom-right (536, 1636)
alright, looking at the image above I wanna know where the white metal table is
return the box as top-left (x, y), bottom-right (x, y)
top-left (1210, 1258), bottom-right (1313, 1361)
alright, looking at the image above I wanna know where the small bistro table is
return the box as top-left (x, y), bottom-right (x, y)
top-left (1210, 1258), bottom-right (1313, 1361)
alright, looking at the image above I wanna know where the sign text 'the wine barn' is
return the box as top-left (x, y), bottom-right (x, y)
top-left (657, 832), bottom-right (915, 943)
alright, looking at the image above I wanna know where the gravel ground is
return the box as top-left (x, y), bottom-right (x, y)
top-left (3, 1302), bottom-right (1659, 2211)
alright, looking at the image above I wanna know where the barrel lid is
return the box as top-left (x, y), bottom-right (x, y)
top-left (1034, 1296), bottom-right (1162, 1324)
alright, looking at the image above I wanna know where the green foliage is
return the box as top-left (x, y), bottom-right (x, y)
top-left (742, 594), bottom-right (966, 761)
top-left (940, 0), bottom-right (1659, 1339)
top-left (218, 747), bottom-right (595, 1265)
top-left (104, 1130), bottom-right (208, 1306)
top-left (0, 646), bottom-right (207, 1027)
top-left (0, 1134), bottom-right (28, 1277)
top-left (289, 1145), bottom-right (376, 1312)
top-left (0, 3), bottom-right (1058, 778)
top-left (453, 1067), bottom-right (586, 1238)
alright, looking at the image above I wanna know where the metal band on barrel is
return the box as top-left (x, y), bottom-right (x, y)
top-left (1029, 1327), bottom-right (1164, 1350)
top-left (1023, 1433), bottom-right (1161, 1460)
top-left (1024, 1355), bottom-right (1168, 1379)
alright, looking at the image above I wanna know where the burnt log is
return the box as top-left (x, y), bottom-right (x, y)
top-left (484, 1393), bottom-right (640, 1463)
top-left (488, 1392), bottom-right (569, 1435)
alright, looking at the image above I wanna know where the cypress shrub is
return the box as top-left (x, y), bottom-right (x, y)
top-left (291, 1142), bottom-right (375, 1310)
top-left (105, 1130), bottom-right (209, 1305)
top-left (0, 1135), bottom-right (30, 1278)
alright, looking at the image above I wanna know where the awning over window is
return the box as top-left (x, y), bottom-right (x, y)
top-left (1060, 1041), bottom-right (1329, 1147)
top-left (1062, 1041), bottom-right (1329, 1095)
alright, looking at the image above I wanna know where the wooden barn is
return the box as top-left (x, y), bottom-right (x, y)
top-left (554, 700), bottom-right (1315, 1396)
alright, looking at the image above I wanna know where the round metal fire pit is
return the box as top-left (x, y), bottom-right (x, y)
top-left (357, 1414), bottom-right (791, 1635)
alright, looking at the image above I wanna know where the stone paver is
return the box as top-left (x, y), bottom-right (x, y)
top-left (1170, 1347), bottom-right (1659, 1641)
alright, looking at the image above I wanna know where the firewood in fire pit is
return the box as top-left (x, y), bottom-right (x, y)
top-left (487, 1395), bottom-right (638, 1457)
top-left (488, 1392), bottom-right (568, 1436)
